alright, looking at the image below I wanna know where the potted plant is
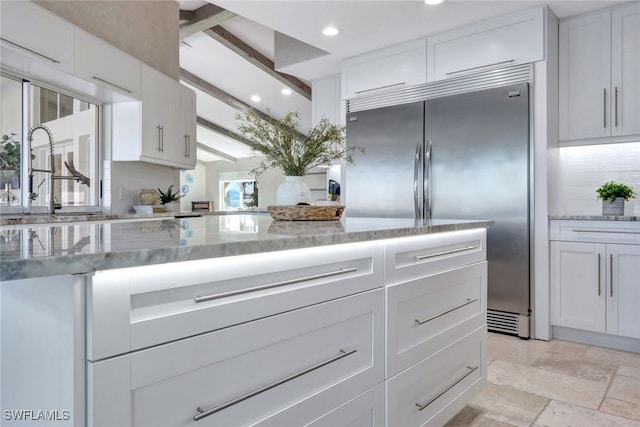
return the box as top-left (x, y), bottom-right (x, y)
top-left (596, 181), bottom-right (636, 215)
top-left (235, 109), bottom-right (364, 205)
top-left (156, 185), bottom-right (184, 211)
top-left (0, 133), bottom-right (22, 189)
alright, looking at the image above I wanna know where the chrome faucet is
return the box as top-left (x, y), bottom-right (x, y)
top-left (27, 124), bottom-right (88, 214)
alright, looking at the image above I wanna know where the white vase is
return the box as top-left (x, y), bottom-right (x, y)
top-left (276, 176), bottom-right (311, 205)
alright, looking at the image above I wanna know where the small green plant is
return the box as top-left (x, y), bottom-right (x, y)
top-left (0, 133), bottom-right (22, 170)
top-left (596, 181), bottom-right (636, 204)
top-left (156, 185), bottom-right (184, 205)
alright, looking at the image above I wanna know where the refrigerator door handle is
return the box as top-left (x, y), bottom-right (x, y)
top-left (424, 140), bottom-right (432, 220)
top-left (414, 140), bottom-right (424, 219)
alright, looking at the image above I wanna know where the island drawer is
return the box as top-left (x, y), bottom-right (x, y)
top-left (386, 326), bottom-right (486, 427)
top-left (386, 261), bottom-right (487, 377)
top-left (88, 289), bottom-right (385, 427)
top-left (384, 229), bottom-right (486, 285)
top-left (87, 240), bottom-right (383, 360)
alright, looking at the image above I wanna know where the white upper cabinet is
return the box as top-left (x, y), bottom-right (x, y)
top-left (0, 0), bottom-right (74, 73)
top-left (312, 74), bottom-right (342, 126)
top-left (611, 3), bottom-right (640, 138)
top-left (112, 65), bottom-right (197, 169)
top-left (559, 3), bottom-right (640, 142)
top-left (74, 28), bottom-right (141, 99)
top-left (341, 39), bottom-right (427, 99)
top-left (426, 6), bottom-right (545, 82)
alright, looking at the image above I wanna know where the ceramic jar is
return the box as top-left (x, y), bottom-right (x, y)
top-left (140, 189), bottom-right (157, 205)
top-left (275, 176), bottom-right (311, 205)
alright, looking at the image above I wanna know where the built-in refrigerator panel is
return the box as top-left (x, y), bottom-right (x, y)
top-left (425, 83), bottom-right (530, 315)
top-left (345, 101), bottom-right (424, 218)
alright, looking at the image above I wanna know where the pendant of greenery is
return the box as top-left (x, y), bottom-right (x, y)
top-left (596, 181), bottom-right (636, 204)
top-left (236, 109), bottom-right (364, 177)
top-left (156, 185), bottom-right (184, 205)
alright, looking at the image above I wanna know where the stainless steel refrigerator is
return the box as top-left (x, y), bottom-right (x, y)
top-left (345, 83), bottom-right (531, 338)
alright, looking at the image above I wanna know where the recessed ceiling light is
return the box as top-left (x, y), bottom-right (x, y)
top-left (281, 88), bottom-right (292, 96)
top-left (322, 26), bottom-right (340, 36)
top-left (251, 95), bottom-right (261, 102)
top-left (425, 0), bottom-right (443, 4)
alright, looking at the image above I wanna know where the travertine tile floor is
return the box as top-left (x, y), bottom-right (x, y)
top-left (446, 332), bottom-right (640, 427)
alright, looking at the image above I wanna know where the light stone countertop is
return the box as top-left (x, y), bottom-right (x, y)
top-left (549, 215), bottom-right (639, 221)
top-left (0, 215), bottom-right (492, 281)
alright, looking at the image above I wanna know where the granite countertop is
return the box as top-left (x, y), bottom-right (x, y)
top-left (549, 215), bottom-right (639, 221)
top-left (0, 215), bottom-right (492, 281)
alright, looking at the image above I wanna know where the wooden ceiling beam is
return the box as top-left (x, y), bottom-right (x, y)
top-left (203, 26), bottom-right (311, 100)
top-left (196, 116), bottom-right (255, 149)
top-left (196, 142), bottom-right (238, 164)
top-left (179, 4), bottom-right (236, 40)
top-left (180, 68), bottom-right (307, 140)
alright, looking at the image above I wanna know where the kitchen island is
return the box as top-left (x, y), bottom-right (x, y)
top-left (1, 215), bottom-right (491, 427)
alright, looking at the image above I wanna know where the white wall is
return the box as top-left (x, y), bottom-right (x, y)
top-left (108, 161), bottom-right (179, 214)
top-left (179, 162), bottom-right (207, 212)
top-left (549, 141), bottom-right (640, 216)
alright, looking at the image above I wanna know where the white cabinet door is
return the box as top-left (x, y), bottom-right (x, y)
top-left (312, 74), bottom-right (342, 126)
top-left (611, 3), bottom-right (640, 137)
top-left (88, 289), bottom-right (384, 427)
top-left (341, 39), bottom-right (426, 99)
top-left (550, 241), bottom-right (606, 333)
top-left (74, 28), bottom-right (141, 99)
top-left (140, 65), bottom-right (171, 162)
top-left (175, 84), bottom-right (197, 168)
top-left (426, 6), bottom-right (544, 82)
top-left (0, 0), bottom-right (74, 73)
top-left (606, 244), bottom-right (640, 339)
top-left (386, 327), bottom-right (486, 427)
top-left (559, 10), bottom-right (611, 141)
top-left (386, 261), bottom-right (486, 377)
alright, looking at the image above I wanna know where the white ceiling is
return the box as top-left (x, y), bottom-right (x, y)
top-left (180, 0), bottom-right (629, 163)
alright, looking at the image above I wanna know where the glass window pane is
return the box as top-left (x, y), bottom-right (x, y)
top-left (0, 76), bottom-right (23, 210)
top-left (29, 84), bottom-right (100, 210)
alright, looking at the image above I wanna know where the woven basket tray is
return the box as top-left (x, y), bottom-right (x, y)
top-left (267, 205), bottom-right (345, 221)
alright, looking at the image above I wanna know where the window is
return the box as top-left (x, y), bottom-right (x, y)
top-left (0, 74), bottom-right (101, 214)
top-left (220, 179), bottom-right (258, 211)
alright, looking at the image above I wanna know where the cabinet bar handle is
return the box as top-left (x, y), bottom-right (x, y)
top-left (415, 298), bottom-right (478, 325)
top-left (445, 59), bottom-right (515, 76)
top-left (91, 76), bottom-right (134, 94)
top-left (603, 88), bottom-right (607, 128)
top-left (414, 245), bottom-right (478, 260)
top-left (597, 253), bottom-right (601, 296)
top-left (184, 134), bottom-right (189, 157)
top-left (354, 82), bottom-right (405, 95)
top-left (610, 254), bottom-right (614, 297)
top-left (0, 37), bottom-right (61, 64)
top-left (416, 366), bottom-right (479, 411)
top-left (572, 230), bottom-right (640, 235)
top-left (156, 125), bottom-right (162, 152)
top-left (194, 348), bottom-right (357, 421)
top-left (160, 125), bottom-right (164, 153)
top-left (194, 268), bottom-right (358, 303)
top-left (614, 86), bottom-right (619, 127)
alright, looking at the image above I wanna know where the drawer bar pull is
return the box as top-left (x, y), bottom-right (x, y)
top-left (414, 245), bottom-right (478, 260)
top-left (193, 348), bottom-right (357, 421)
top-left (415, 298), bottom-right (478, 325)
top-left (445, 59), bottom-right (515, 76)
top-left (0, 37), bottom-right (61, 63)
top-left (416, 366), bottom-right (479, 411)
top-left (91, 76), bottom-right (134, 94)
top-left (572, 229), bottom-right (640, 235)
top-left (194, 267), bottom-right (358, 303)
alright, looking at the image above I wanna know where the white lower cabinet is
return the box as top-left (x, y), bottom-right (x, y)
top-left (87, 230), bottom-right (489, 427)
top-left (88, 289), bottom-right (384, 427)
top-left (386, 327), bottom-right (486, 427)
top-left (550, 220), bottom-right (640, 340)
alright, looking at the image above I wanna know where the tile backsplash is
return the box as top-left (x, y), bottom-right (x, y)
top-left (549, 142), bottom-right (640, 216)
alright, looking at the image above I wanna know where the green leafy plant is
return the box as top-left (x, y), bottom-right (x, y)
top-left (596, 181), bottom-right (636, 204)
top-left (156, 185), bottom-right (184, 205)
top-left (0, 133), bottom-right (22, 170)
top-left (236, 109), bottom-right (364, 177)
